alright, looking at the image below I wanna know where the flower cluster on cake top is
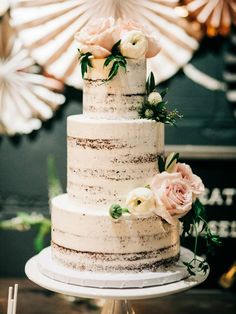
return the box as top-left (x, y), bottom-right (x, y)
top-left (75, 17), bottom-right (161, 59)
top-left (75, 17), bottom-right (161, 80)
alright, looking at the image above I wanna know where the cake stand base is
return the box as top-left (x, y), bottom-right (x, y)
top-left (101, 300), bottom-right (135, 314)
top-left (25, 251), bottom-right (208, 314)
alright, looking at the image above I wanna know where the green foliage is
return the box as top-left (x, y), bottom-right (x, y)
top-left (146, 71), bottom-right (155, 95)
top-left (139, 72), bottom-right (183, 126)
top-left (0, 212), bottom-right (51, 253)
top-left (157, 155), bottom-right (165, 173)
top-left (138, 100), bottom-right (182, 126)
top-left (181, 199), bottom-right (221, 276)
top-left (165, 152), bottom-right (179, 170)
top-left (34, 218), bottom-right (51, 252)
top-left (104, 40), bottom-right (127, 81)
top-left (78, 49), bottom-right (93, 78)
top-left (47, 155), bottom-right (63, 200)
top-left (157, 153), bottom-right (179, 173)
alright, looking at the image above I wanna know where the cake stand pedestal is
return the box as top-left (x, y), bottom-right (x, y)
top-left (25, 252), bottom-right (208, 314)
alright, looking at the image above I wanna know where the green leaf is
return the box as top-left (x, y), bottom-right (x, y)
top-left (79, 52), bottom-right (93, 79)
top-left (165, 152), bottom-right (179, 170)
top-left (149, 72), bottom-right (155, 93)
top-left (201, 263), bottom-right (209, 274)
top-left (47, 155), bottom-right (63, 200)
top-left (160, 88), bottom-right (168, 99)
top-left (104, 55), bottom-right (114, 67)
top-left (146, 72), bottom-right (155, 95)
top-left (157, 155), bottom-right (165, 173)
top-left (81, 61), bottom-right (88, 78)
top-left (111, 40), bottom-right (121, 55)
top-left (34, 219), bottom-right (51, 253)
top-left (188, 267), bottom-right (196, 276)
top-left (193, 198), bottom-right (206, 223)
top-left (104, 52), bottom-right (126, 81)
top-left (107, 61), bottom-right (119, 81)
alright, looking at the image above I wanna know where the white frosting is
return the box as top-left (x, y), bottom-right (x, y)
top-left (51, 194), bottom-right (180, 272)
top-left (83, 58), bottom-right (146, 119)
top-left (67, 115), bottom-right (164, 209)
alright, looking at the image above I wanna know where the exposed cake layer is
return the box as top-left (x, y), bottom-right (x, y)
top-left (52, 242), bottom-right (180, 272)
top-left (67, 116), bottom-right (164, 209)
top-left (51, 194), bottom-right (180, 272)
top-left (83, 58), bottom-right (146, 119)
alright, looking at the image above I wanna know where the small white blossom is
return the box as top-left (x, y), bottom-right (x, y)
top-left (148, 92), bottom-right (162, 105)
top-left (145, 109), bottom-right (154, 118)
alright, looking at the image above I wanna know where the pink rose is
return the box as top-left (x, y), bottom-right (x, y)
top-left (150, 172), bottom-right (193, 224)
top-left (118, 19), bottom-right (161, 58)
top-left (173, 163), bottom-right (205, 198)
top-left (74, 17), bottom-right (120, 58)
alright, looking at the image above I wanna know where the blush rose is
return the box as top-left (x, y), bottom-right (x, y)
top-left (74, 17), bottom-right (119, 58)
top-left (172, 163), bottom-right (205, 198)
top-left (151, 172), bottom-right (193, 224)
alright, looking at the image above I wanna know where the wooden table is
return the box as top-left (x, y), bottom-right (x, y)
top-left (0, 278), bottom-right (235, 314)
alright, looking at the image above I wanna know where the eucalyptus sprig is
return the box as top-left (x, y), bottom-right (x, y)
top-left (104, 40), bottom-right (127, 81)
top-left (78, 49), bottom-right (93, 79)
top-left (139, 72), bottom-right (183, 126)
top-left (180, 199), bottom-right (222, 276)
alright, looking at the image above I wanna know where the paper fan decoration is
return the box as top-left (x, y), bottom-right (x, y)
top-left (0, 11), bottom-right (65, 136)
top-left (183, 0), bottom-right (236, 37)
top-left (11, 0), bottom-right (202, 88)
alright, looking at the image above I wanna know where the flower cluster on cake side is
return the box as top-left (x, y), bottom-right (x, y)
top-left (74, 17), bottom-right (221, 276)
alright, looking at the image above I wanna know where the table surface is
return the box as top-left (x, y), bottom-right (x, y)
top-left (0, 278), bottom-right (235, 314)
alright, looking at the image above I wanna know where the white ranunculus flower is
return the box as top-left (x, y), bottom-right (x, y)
top-left (120, 30), bottom-right (148, 59)
top-left (125, 187), bottom-right (156, 217)
top-left (148, 92), bottom-right (162, 105)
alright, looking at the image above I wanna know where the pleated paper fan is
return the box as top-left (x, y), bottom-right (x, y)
top-left (0, 11), bottom-right (65, 136)
top-left (11, 0), bottom-right (202, 88)
top-left (183, 0), bottom-right (236, 37)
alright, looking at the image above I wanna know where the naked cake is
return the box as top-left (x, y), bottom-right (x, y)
top-left (51, 17), bottom-right (205, 274)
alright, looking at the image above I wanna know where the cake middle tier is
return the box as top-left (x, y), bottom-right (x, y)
top-left (67, 115), bottom-right (164, 209)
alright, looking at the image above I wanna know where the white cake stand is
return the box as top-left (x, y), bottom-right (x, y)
top-left (25, 248), bottom-right (209, 314)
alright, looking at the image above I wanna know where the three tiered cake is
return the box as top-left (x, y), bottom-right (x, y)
top-left (50, 18), bottom-right (204, 275)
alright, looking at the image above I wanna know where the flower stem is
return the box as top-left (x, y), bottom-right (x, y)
top-left (193, 219), bottom-right (198, 261)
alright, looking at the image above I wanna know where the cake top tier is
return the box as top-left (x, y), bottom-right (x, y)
top-left (82, 58), bottom-right (146, 119)
top-left (74, 17), bottom-right (161, 119)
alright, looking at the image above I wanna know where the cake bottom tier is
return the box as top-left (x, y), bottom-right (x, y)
top-left (51, 194), bottom-right (180, 273)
